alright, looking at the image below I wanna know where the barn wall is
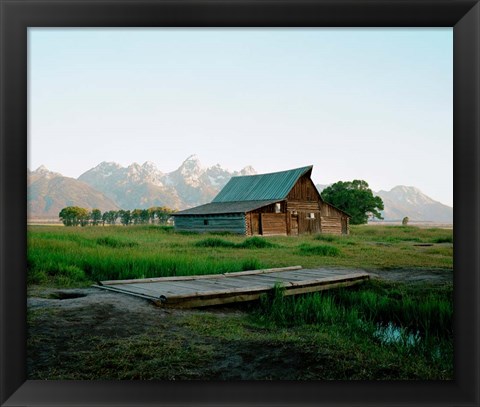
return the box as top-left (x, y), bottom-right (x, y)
top-left (318, 202), bottom-right (350, 235)
top-left (250, 202), bottom-right (286, 214)
top-left (173, 173), bottom-right (350, 236)
top-left (320, 216), bottom-right (342, 234)
top-left (260, 213), bottom-right (287, 236)
top-left (246, 213), bottom-right (258, 235)
top-left (287, 175), bottom-right (322, 202)
top-left (287, 200), bottom-right (321, 212)
top-left (246, 212), bottom-right (287, 236)
top-left (296, 211), bottom-right (322, 234)
top-left (320, 202), bottom-right (344, 217)
top-left (174, 214), bottom-right (246, 234)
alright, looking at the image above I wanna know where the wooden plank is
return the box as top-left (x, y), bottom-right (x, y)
top-left (230, 274), bottom-right (320, 285)
top-left (290, 269), bottom-right (350, 278)
top-left (158, 277), bottom-right (273, 293)
top-left (163, 272), bottom-right (369, 301)
top-left (283, 278), bottom-right (368, 296)
top-left (100, 266), bottom-right (302, 286)
top-left (199, 277), bottom-right (263, 288)
top-left (92, 284), bottom-right (159, 301)
top-left (160, 273), bottom-right (369, 307)
top-left (130, 282), bottom-right (196, 295)
top-left (148, 280), bottom-right (219, 294)
top-left (107, 284), bottom-right (170, 298)
top-left (95, 268), bottom-right (370, 309)
top-left (223, 266), bottom-right (302, 277)
top-left (161, 292), bottom-right (267, 308)
top-left (107, 269), bottom-right (365, 295)
top-left (164, 284), bottom-right (275, 302)
top-left (165, 280), bottom-right (238, 293)
top-left (192, 279), bottom-right (257, 290)
top-left (286, 273), bottom-right (369, 288)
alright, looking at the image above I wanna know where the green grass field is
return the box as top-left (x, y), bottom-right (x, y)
top-left (27, 224), bottom-right (453, 287)
top-left (27, 224), bottom-right (454, 380)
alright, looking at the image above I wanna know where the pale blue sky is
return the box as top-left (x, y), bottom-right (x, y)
top-left (28, 28), bottom-right (453, 206)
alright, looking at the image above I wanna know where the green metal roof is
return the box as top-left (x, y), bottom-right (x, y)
top-left (173, 200), bottom-right (282, 216)
top-left (212, 166), bottom-right (313, 203)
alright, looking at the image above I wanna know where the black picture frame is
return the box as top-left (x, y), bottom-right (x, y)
top-left (1, 1), bottom-right (479, 406)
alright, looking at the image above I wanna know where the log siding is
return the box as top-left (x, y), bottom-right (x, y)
top-left (172, 166), bottom-right (350, 236)
top-left (174, 214), bottom-right (246, 234)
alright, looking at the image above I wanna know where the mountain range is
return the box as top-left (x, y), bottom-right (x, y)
top-left (28, 155), bottom-right (453, 224)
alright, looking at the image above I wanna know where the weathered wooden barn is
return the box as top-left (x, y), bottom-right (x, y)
top-left (172, 166), bottom-right (350, 236)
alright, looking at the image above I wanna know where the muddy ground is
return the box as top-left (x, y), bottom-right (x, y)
top-left (27, 268), bottom-right (453, 380)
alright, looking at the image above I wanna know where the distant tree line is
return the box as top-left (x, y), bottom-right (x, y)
top-left (58, 206), bottom-right (176, 227)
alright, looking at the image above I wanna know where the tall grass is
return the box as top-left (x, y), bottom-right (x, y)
top-left (251, 279), bottom-right (453, 374)
top-left (256, 284), bottom-right (360, 327)
top-left (27, 224), bottom-right (453, 287)
top-left (298, 243), bottom-right (340, 256)
top-left (431, 236), bottom-right (454, 244)
top-left (194, 238), bottom-right (237, 248)
top-left (254, 280), bottom-right (453, 340)
top-left (195, 236), bottom-right (278, 249)
top-left (27, 228), bottom-right (266, 285)
top-left (96, 236), bottom-right (139, 248)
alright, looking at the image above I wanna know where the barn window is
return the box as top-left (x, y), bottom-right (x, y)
top-left (204, 219), bottom-right (209, 225)
top-left (307, 213), bottom-right (315, 219)
top-left (275, 203), bottom-right (281, 213)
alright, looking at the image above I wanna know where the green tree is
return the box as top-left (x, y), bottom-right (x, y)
top-left (148, 207), bottom-right (161, 224)
top-left (131, 209), bottom-right (143, 225)
top-left (103, 210), bottom-right (118, 225)
top-left (131, 209), bottom-right (154, 224)
top-left (90, 209), bottom-right (102, 226)
top-left (140, 209), bottom-right (150, 224)
top-left (59, 206), bottom-right (77, 226)
top-left (59, 206), bottom-right (90, 226)
top-left (149, 206), bottom-right (175, 225)
top-left (321, 180), bottom-right (384, 225)
top-left (118, 210), bottom-right (132, 226)
top-left (78, 208), bottom-right (90, 227)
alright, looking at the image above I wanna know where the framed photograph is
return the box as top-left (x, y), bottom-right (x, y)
top-left (1, 0), bottom-right (479, 406)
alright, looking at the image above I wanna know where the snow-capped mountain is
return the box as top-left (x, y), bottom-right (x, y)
top-left (78, 161), bottom-right (180, 210)
top-left (375, 186), bottom-right (453, 223)
top-left (76, 155), bottom-right (257, 212)
top-left (28, 158), bottom-right (452, 224)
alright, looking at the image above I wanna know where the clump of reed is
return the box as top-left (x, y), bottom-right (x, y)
top-left (194, 238), bottom-right (237, 248)
top-left (254, 280), bottom-right (452, 340)
top-left (96, 237), bottom-right (139, 248)
top-left (255, 284), bottom-right (359, 327)
top-left (194, 236), bottom-right (278, 249)
top-left (298, 243), bottom-right (340, 256)
top-left (431, 236), bottom-right (453, 244)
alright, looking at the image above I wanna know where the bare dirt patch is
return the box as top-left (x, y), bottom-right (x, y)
top-left (27, 268), bottom-right (452, 380)
top-left (367, 268), bottom-right (453, 285)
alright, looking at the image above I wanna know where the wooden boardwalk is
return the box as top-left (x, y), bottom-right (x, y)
top-left (93, 266), bottom-right (370, 308)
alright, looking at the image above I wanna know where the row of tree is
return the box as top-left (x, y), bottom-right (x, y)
top-left (58, 180), bottom-right (385, 227)
top-left (58, 206), bottom-right (176, 227)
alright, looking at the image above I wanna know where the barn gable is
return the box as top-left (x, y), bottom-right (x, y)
top-left (212, 166), bottom-right (313, 203)
top-left (173, 166), bottom-right (350, 236)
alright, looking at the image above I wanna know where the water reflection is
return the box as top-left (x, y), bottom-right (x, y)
top-left (374, 322), bottom-right (421, 347)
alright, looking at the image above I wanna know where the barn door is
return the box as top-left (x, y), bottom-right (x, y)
top-left (290, 213), bottom-right (298, 236)
top-left (251, 213), bottom-right (260, 235)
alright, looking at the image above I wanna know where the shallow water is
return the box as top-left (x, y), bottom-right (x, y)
top-left (374, 322), bottom-right (421, 347)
